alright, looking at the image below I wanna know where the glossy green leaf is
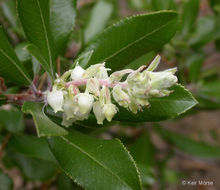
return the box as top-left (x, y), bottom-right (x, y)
top-left (130, 133), bottom-right (155, 166)
top-left (186, 53), bottom-right (204, 82)
top-left (152, 0), bottom-right (176, 11)
top-left (48, 130), bottom-right (142, 190)
top-left (190, 16), bottom-right (216, 48)
top-left (1, 0), bottom-right (23, 36)
top-left (72, 50), bottom-right (94, 69)
top-left (22, 102), bottom-right (68, 137)
top-left (57, 173), bottom-right (84, 190)
top-left (24, 44), bottom-right (51, 74)
top-left (15, 42), bottom-right (31, 62)
top-left (0, 26), bottom-right (32, 85)
top-left (17, 0), bottom-right (55, 78)
top-left (0, 108), bottom-right (24, 133)
top-left (80, 11), bottom-right (178, 71)
top-left (128, 0), bottom-right (151, 10)
top-left (0, 169), bottom-right (13, 190)
top-left (84, 0), bottom-right (113, 43)
top-left (50, 0), bottom-right (76, 55)
top-left (130, 133), bottom-right (156, 187)
top-left (196, 80), bottom-right (220, 109)
top-left (8, 151), bottom-right (57, 181)
top-left (181, 0), bottom-right (200, 36)
top-left (8, 135), bottom-right (56, 163)
top-left (114, 84), bottom-right (198, 122)
top-left (124, 52), bottom-right (156, 70)
top-left (155, 126), bottom-right (220, 159)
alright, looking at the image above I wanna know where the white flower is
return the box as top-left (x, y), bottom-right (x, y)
top-left (103, 103), bottom-right (118, 122)
top-left (93, 102), bottom-right (105, 124)
top-left (75, 93), bottom-right (94, 114)
top-left (63, 99), bottom-right (75, 120)
top-left (83, 63), bottom-right (110, 79)
top-left (61, 113), bottom-right (75, 127)
top-left (86, 78), bottom-right (100, 96)
top-left (47, 90), bottom-right (64, 113)
top-left (71, 65), bottom-right (85, 81)
top-left (112, 85), bottom-right (130, 108)
top-left (149, 69), bottom-right (177, 90)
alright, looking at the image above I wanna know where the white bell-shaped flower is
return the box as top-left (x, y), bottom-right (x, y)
top-left (47, 90), bottom-right (64, 113)
top-left (71, 65), bottom-right (85, 81)
top-left (75, 93), bottom-right (94, 114)
top-left (103, 103), bottom-right (118, 122)
top-left (93, 102), bottom-right (105, 124)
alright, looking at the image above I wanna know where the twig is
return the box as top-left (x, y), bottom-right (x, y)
top-left (56, 56), bottom-right (61, 77)
top-left (38, 73), bottom-right (48, 91)
top-left (0, 133), bottom-right (12, 161)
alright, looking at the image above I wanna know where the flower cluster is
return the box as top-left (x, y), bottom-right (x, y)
top-left (46, 55), bottom-right (178, 126)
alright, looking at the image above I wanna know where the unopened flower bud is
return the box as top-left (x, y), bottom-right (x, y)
top-left (75, 93), bottom-right (94, 114)
top-left (86, 78), bottom-right (100, 96)
top-left (47, 90), bottom-right (64, 113)
top-left (146, 55), bottom-right (161, 72)
top-left (110, 69), bottom-right (133, 82)
top-left (71, 65), bottom-right (85, 81)
top-left (93, 102), bottom-right (105, 124)
top-left (83, 63), bottom-right (110, 79)
top-left (112, 85), bottom-right (130, 108)
top-left (149, 69), bottom-right (177, 89)
top-left (128, 98), bottom-right (139, 114)
top-left (99, 86), bottom-right (111, 106)
top-left (103, 103), bottom-right (118, 122)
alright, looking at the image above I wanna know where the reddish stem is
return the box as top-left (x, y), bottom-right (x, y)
top-left (65, 79), bottom-right (128, 88)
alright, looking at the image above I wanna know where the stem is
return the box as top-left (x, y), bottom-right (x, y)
top-left (56, 56), bottom-right (61, 77)
top-left (0, 133), bottom-right (12, 161)
top-left (66, 79), bottom-right (128, 88)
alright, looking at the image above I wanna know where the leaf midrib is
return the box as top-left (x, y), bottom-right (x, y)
top-left (96, 16), bottom-right (177, 63)
top-left (61, 136), bottom-right (134, 190)
top-left (0, 49), bottom-right (31, 84)
top-left (36, 0), bottom-right (54, 77)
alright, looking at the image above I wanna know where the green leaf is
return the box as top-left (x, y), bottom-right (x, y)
top-left (22, 102), bottom-right (68, 137)
top-left (8, 151), bottom-right (57, 181)
top-left (0, 26), bottom-right (32, 85)
top-left (196, 80), bottom-right (220, 109)
top-left (128, 0), bottom-right (151, 10)
top-left (17, 0), bottom-right (55, 78)
top-left (130, 133), bottom-right (155, 166)
top-left (114, 84), bottom-right (198, 122)
top-left (190, 16), bottom-right (216, 48)
top-left (24, 44), bottom-right (51, 75)
top-left (48, 130), bottom-right (142, 190)
top-left (50, 0), bottom-right (76, 55)
top-left (181, 0), bottom-right (200, 36)
top-left (186, 53), bottom-right (204, 82)
top-left (80, 11), bottom-right (178, 71)
top-left (1, 0), bottom-right (23, 36)
top-left (72, 50), bottom-right (94, 69)
top-left (152, 0), bottom-right (176, 11)
top-left (57, 173), bottom-right (84, 190)
top-left (0, 169), bottom-right (13, 190)
top-left (0, 108), bottom-right (24, 133)
top-left (8, 134), bottom-right (56, 163)
top-left (84, 0), bottom-right (113, 43)
top-left (124, 52), bottom-right (156, 70)
top-left (155, 126), bottom-right (220, 159)
top-left (130, 133), bottom-right (156, 187)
